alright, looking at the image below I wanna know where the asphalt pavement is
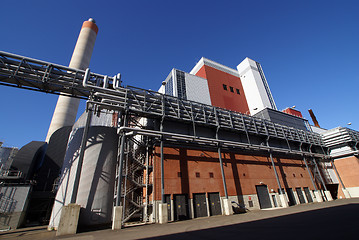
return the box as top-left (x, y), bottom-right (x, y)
top-left (1, 198), bottom-right (358, 240)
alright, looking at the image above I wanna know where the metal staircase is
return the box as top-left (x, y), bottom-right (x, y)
top-left (113, 115), bottom-right (153, 225)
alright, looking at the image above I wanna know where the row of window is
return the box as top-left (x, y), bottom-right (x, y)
top-left (177, 172), bottom-right (214, 178)
top-left (223, 84), bottom-right (240, 95)
top-left (177, 172), bottom-right (303, 178)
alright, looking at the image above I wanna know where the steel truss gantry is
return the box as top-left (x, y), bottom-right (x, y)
top-left (0, 51), bottom-right (332, 226)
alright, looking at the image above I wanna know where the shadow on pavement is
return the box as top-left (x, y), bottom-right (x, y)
top-left (139, 204), bottom-right (358, 240)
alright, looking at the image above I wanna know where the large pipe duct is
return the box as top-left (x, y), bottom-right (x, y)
top-left (308, 109), bottom-right (320, 128)
top-left (45, 18), bottom-right (98, 142)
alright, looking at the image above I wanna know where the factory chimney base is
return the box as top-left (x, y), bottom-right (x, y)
top-left (279, 194), bottom-right (289, 208)
top-left (314, 190), bottom-right (324, 202)
top-left (112, 206), bottom-right (123, 230)
top-left (158, 203), bottom-right (168, 224)
top-left (324, 191), bottom-right (333, 201)
top-left (342, 188), bottom-right (351, 199)
top-left (56, 204), bottom-right (80, 236)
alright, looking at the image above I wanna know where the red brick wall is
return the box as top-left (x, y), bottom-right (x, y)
top-left (153, 147), bottom-right (317, 200)
top-left (195, 65), bottom-right (249, 114)
top-left (334, 156), bottom-right (359, 198)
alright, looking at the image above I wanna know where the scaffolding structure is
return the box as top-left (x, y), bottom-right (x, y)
top-left (0, 51), bottom-right (333, 226)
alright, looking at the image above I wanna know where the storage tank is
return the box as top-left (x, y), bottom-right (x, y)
top-left (49, 112), bottom-right (118, 228)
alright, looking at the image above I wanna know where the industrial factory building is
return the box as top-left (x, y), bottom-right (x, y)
top-left (0, 18), bottom-right (358, 234)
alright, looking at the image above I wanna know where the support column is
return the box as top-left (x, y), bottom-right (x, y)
top-left (218, 147), bottom-right (232, 215)
top-left (57, 103), bottom-right (92, 236)
top-left (303, 157), bottom-right (317, 191)
top-left (303, 157), bottom-right (323, 202)
top-left (331, 159), bottom-right (351, 198)
top-left (161, 139), bottom-right (165, 204)
top-left (112, 112), bottom-right (128, 230)
top-left (70, 104), bottom-right (93, 203)
top-left (313, 158), bottom-right (333, 201)
top-left (269, 151), bottom-right (288, 208)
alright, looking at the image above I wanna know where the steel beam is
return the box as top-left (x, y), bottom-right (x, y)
top-left (218, 147), bottom-right (228, 199)
top-left (331, 159), bottom-right (346, 190)
top-left (70, 102), bottom-right (93, 203)
top-left (303, 157), bottom-right (317, 191)
top-left (268, 151), bottom-right (283, 194)
top-left (313, 158), bottom-right (328, 191)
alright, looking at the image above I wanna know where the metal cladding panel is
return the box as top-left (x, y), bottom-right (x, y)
top-left (283, 108), bottom-right (303, 118)
top-left (184, 72), bottom-right (212, 105)
top-left (0, 185), bottom-right (31, 229)
top-left (237, 58), bottom-right (276, 115)
top-left (194, 65), bottom-right (249, 114)
top-left (11, 141), bottom-right (47, 180)
top-left (254, 108), bottom-right (309, 131)
top-left (49, 125), bottom-right (118, 228)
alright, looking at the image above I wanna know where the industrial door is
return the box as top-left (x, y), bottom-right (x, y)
top-left (193, 193), bottom-right (207, 218)
top-left (174, 194), bottom-right (189, 221)
top-left (303, 187), bottom-right (313, 203)
top-left (164, 194), bottom-right (171, 221)
top-left (208, 192), bottom-right (221, 216)
top-left (286, 188), bottom-right (296, 206)
top-left (296, 188), bottom-right (306, 204)
top-left (256, 185), bottom-right (272, 209)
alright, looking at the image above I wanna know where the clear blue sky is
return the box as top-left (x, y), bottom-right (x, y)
top-left (0, 0), bottom-right (358, 148)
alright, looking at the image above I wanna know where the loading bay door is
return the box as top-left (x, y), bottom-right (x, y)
top-left (296, 188), bottom-right (306, 204)
top-left (193, 193), bottom-right (207, 218)
top-left (286, 188), bottom-right (297, 206)
top-left (256, 185), bottom-right (272, 209)
top-left (303, 187), bottom-right (313, 203)
top-left (174, 194), bottom-right (189, 221)
top-left (208, 192), bottom-right (221, 216)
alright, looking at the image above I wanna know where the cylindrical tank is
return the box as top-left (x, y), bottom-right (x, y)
top-left (49, 112), bottom-right (118, 228)
top-left (45, 18), bottom-right (98, 142)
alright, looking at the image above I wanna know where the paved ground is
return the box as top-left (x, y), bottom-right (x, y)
top-left (1, 198), bottom-right (358, 240)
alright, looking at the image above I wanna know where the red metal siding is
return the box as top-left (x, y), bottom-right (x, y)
top-left (283, 108), bottom-right (303, 118)
top-left (194, 65), bottom-right (249, 114)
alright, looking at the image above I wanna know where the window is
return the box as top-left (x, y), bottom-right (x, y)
top-left (223, 84), bottom-right (227, 90)
top-left (209, 172), bottom-right (214, 178)
top-left (195, 172), bottom-right (200, 178)
top-left (236, 88), bottom-right (240, 95)
top-left (230, 86), bottom-right (234, 93)
top-left (293, 173), bottom-right (296, 177)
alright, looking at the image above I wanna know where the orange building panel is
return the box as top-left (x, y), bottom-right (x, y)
top-left (195, 65), bottom-right (249, 114)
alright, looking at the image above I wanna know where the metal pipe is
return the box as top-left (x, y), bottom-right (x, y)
top-left (113, 126), bottom-right (327, 158)
top-left (313, 158), bottom-right (328, 191)
top-left (268, 151), bottom-right (283, 194)
top-left (116, 113), bottom-right (128, 206)
top-left (303, 157), bottom-right (317, 191)
top-left (161, 139), bottom-right (165, 203)
top-left (70, 103), bottom-right (93, 203)
top-left (218, 147), bottom-right (228, 199)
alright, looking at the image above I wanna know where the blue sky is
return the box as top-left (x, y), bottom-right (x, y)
top-left (0, 0), bottom-right (358, 147)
